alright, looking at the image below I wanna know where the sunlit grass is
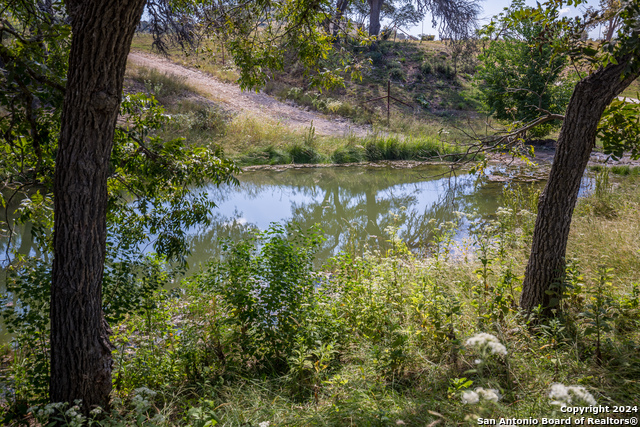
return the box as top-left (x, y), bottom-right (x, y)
top-left (130, 34), bottom-right (239, 83)
top-left (572, 175), bottom-right (640, 285)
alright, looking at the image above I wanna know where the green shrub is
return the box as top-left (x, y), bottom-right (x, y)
top-left (202, 224), bottom-right (324, 371)
top-left (237, 146), bottom-right (291, 165)
top-left (132, 66), bottom-right (191, 99)
top-left (287, 86), bottom-right (304, 100)
top-left (386, 61), bottom-right (406, 81)
top-left (174, 99), bottom-right (228, 133)
top-left (474, 5), bottom-right (574, 136)
top-left (287, 143), bottom-right (322, 164)
top-left (389, 67), bottom-right (407, 81)
top-left (420, 61), bottom-right (433, 75)
top-left (367, 50), bottom-right (385, 66)
top-left (610, 165), bottom-right (640, 176)
top-left (435, 62), bottom-right (454, 79)
top-left (332, 145), bottom-right (365, 163)
top-left (364, 136), bottom-right (446, 161)
top-left (416, 94), bottom-right (430, 110)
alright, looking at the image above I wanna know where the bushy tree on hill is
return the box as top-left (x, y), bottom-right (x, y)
top-left (475, 2), bottom-right (576, 137)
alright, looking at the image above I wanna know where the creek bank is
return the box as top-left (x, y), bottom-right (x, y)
top-left (239, 145), bottom-right (638, 182)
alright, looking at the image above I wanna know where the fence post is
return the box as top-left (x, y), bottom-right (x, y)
top-left (387, 80), bottom-right (390, 125)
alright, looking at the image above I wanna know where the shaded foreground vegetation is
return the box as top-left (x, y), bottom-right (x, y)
top-left (3, 171), bottom-right (639, 426)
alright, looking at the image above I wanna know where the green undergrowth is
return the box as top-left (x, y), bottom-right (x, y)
top-left (236, 133), bottom-right (466, 166)
top-left (3, 176), bottom-right (639, 426)
top-left (590, 164), bottom-right (640, 177)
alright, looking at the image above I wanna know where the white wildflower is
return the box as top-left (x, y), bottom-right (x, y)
top-left (496, 207), bottom-right (513, 217)
top-left (549, 383), bottom-right (596, 406)
top-left (486, 340), bottom-right (508, 356)
top-left (465, 332), bottom-right (507, 356)
top-left (133, 387), bottom-right (157, 398)
top-left (548, 383), bottom-right (569, 405)
top-left (474, 359), bottom-right (482, 365)
top-left (570, 386), bottom-right (597, 406)
top-left (151, 413), bottom-right (166, 423)
top-left (461, 390), bottom-right (480, 404)
top-left (476, 387), bottom-right (501, 402)
top-left (258, 422), bottom-right (271, 427)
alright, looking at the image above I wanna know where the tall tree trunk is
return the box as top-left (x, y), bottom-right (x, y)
top-left (605, 16), bottom-right (621, 42)
top-left (50, 0), bottom-right (145, 411)
top-left (332, 0), bottom-right (350, 39)
top-left (520, 56), bottom-right (640, 315)
top-left (368, 0), bottom-right (383, 36)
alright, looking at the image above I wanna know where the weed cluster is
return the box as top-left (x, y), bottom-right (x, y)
top-left (279, 86), bottom-right (372, 124)
top-left (420, 54), bottom-right (455, 80)
top-left (127, 66), bottom-right (192, 103)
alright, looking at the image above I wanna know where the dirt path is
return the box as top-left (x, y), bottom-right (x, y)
top-left (127, 51), bottom-right (371, 138)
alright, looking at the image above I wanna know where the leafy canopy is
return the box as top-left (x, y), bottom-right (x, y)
top-left (475, 0), bottom-right (576, 137)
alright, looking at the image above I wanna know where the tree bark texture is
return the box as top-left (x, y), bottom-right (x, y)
top-left (332, 0), bottom-right (350, 38)
top-left (520, 56), bottom-right (640, 314)
top-left (51, 0), bottom-right (145, 410)
top-left (368, 0), bottom-right (383, 36)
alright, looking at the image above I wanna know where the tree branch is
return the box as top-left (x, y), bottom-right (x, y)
top-left (0, 43), bottom-right (66, 93)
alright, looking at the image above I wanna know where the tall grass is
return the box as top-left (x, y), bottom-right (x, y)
top-left (589, 165), bottom-right (640, 177)
top-left (572, 174), bottom-right (640, 282)
top-left (146, 97), bottom-right (467, 166)
top-left (361, 134), bottom-right (460, 161)
top-left (126, 65), bottom-right (193, 101)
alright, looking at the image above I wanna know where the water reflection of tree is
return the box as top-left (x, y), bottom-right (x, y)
top-left (188, 166), bottom-right (492, 266)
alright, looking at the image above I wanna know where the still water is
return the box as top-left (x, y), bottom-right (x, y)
top-left (183, 164), bottom-right (514, 269)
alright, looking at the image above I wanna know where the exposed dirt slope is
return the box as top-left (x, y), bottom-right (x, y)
top-left (127, 51), bottom-right (371, 137)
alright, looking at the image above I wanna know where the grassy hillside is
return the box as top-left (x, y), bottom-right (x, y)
top-left (124, 45), bottom-right (480, 167)
top-left (129, 34), bottom-right (482, 125)
top-left (263, 38), bottom-right (481, 123)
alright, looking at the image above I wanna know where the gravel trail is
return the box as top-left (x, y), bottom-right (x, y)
top-left (127, 51), bottom-right (371, 137)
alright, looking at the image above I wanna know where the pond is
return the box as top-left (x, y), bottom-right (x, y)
top-left (186, 164), bottom-right (515, 268)
top-left (0, 163), bottom-right (594, 343)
